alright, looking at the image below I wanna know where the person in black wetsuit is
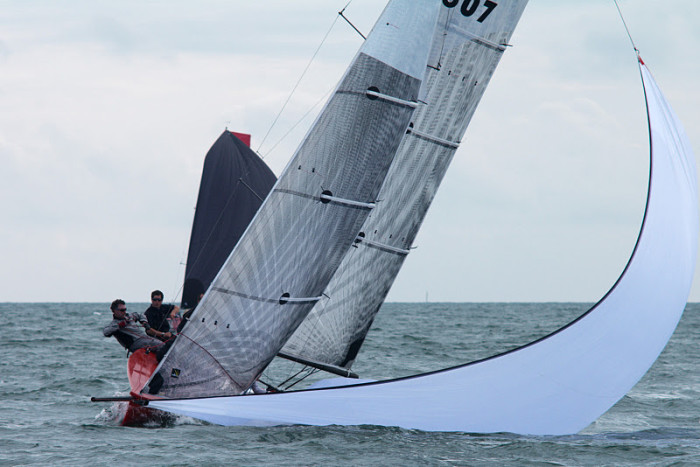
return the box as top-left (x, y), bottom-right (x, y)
top-left (103, 299), bottom-right (163, 354)
top-left (144, 290), bottom-right (180, 342)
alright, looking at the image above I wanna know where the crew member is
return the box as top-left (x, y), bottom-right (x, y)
top-left (103, 299), bottom-right (163, 353)
top-left (144, 290), bottom-right (179, 342)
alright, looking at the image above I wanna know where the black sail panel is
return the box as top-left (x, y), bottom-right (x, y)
top-left (182, 131), bottom-right (277, 309)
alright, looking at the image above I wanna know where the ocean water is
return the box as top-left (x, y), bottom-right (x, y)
top-left (2, 302), bottom-right (700, 466)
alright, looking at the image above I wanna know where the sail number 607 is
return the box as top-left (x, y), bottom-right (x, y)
top-left (443, 0), bottom-right (498, 23)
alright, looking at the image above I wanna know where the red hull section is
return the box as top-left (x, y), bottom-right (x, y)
top-left (127, 348), bottom-right (159, 394)
top-left (121, 349), bottom-right (172, 426)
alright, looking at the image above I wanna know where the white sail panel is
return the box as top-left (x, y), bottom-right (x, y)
top-left (142, 0), bottom-right (440, 398)
top-left (282, 0), bottom-right (529, 369)
top-left (152, 59), bottom-right (699, 435)
top-left (361, 0), bottom-right (440, 80)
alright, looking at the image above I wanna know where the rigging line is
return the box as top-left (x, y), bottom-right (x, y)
top-left (262, 87), bottom-right (333, 158)
top-left (276, 366), bottom-right (310, 389)
top-left (154, 331), bottom-right (239, 390)
top-left (256, 13), bottom-right (342, 155)
top-left (261, 355), bottom-right (299, 391)
top-left (612, 0), bottom-right (639, 55)
top-left (170, 231), bottom-right (191, 305)
top-left (284, 368), bottom-right (320, 391)
top-left (338, 7), bottom-right (366, 40)
top-left (257, 378), bottom-right (281, 393)
top-left (436, 7), bottom-right (455, 69)
top-left (169, 267), bottom-right (186, 307)
top-left (239, 178), bottom-right (268, 203)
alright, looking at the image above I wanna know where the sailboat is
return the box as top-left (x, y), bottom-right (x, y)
top-left (97, 0), bottom-right (697, 435)
top-left (108, 130), bottom-right (277, 426)
top-left (143, 0), bottom-right (439, 399)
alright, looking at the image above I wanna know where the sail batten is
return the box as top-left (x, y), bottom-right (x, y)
top-left (354, 237), bottom-right (411, 256)
top-left (406, 128), bottom-right (460, 148)
top-left (273, 188), bottom-right (375, 210)
top-left (459, 31), bottom-right (508, 51)
top-left (363, 90), bottom-right (420, 108)
top-left (319, 193), bottom-right (376, 210)
top-left (209, 288), bottom-right (321, 305)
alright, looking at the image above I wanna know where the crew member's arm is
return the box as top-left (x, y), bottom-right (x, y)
top-left (103, 321), bottom-right (120, 337)
top-left (139, 312), bottom-right (170, 339)
top-left (104, 316), bottom-right (130, 336)
top-left (147, 327), bottom-right (171, 339)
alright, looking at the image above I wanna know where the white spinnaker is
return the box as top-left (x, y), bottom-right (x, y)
top-left (281, 0), bottom-right (530, 369)
top-left (143, 0), bottom-right (440, 398)
top-left (151, 60), bottom-right (698, 435)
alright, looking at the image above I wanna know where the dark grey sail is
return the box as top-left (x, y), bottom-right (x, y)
top-left (281, 0), bottom-right (530, 370)
top-left (181, 131), bottom-right (276, 309)
top-left (143, 0), bottom-right (441, 399)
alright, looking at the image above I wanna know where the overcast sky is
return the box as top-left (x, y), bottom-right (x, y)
top-left (1, 1), bottom-right (698, 303)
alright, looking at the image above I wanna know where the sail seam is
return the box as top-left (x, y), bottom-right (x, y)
top-left (406, 128), bottom-right (460, 149)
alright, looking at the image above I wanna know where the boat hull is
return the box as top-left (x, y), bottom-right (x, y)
top-left (121, 349), bottom-right (173, 427)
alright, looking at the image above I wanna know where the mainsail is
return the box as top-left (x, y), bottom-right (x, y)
top-left (281, 0), bottom-right (529, 369)
top-left (143, 0), bottom-right (441, 398)
top-left (181, 131), bottom-right (277, 309)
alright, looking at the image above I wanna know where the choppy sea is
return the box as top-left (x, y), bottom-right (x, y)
top-left (2, 302), bottom-right (700, 466)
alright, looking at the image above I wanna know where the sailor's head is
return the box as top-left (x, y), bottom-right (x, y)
top-left (110, 299), bottom-right (127, 319)
top-left (151, 290), bottom-right (164, 308)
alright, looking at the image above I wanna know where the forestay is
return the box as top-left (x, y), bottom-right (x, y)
top-left (143, 0), bottom-right (441, 398)
top-left (281, 0), bottom-right (529, 369)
